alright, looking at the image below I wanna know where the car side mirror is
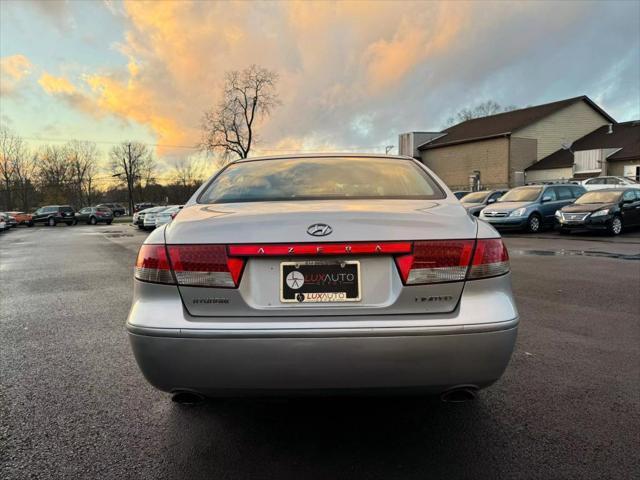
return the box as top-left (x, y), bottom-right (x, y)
top-left (542, 195), bottom-right (552, 203)
top-left (487, 198), bottom-right (496, 204)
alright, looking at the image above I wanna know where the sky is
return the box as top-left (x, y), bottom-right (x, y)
top-left (1, 0), bottom-right (639, 169)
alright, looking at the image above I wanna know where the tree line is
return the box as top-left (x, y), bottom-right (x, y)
top-left (0, 128), bottom-right (209, 213)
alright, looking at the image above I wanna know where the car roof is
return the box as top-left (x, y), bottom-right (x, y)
top-left (587, 188), bottom-right (628, 192)
top-left (233, 152), bottom-right (416, 164)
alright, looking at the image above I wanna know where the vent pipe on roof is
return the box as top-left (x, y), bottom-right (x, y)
top-left (607, 123), bottom-right (613, 134)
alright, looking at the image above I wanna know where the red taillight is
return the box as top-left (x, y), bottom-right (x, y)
top-left (134, 245), bottom-right (174, 284)
top-left (394, 240), bottom-right (475, 285)
top-left (166, 245), bottom-right (244, 288)
top-left (468, 238), bottom-right (510, 279)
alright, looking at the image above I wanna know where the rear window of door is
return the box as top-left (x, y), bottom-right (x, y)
top-left (606, 177), bottom-right (622, 185)
top-left (555, 186), bottom-right (573, 200)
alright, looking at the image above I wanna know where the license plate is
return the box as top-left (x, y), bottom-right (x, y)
top-left (280, 261), bottom-right (361, 303)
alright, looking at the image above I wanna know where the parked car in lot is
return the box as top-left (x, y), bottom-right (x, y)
top-left (6, 211), bottom-right (32, 226)
top-left (0, 213), bottom-right (8, 232)
top-left (582, 176), bottom-right (640, 191)
top-left (141, 206), bottom-right (170, 230)
top-left (154, 205), bottom-right (183, 227)
top-left (480, 184), bottom-right (585, 232)
top-left (2, 212), bottom-right (18, 228)
top-left (452, 190), bottom-right (471, 200)
top-left (74, 206), bottom-right (114, 225)
top-left (556, 188), bottom-right (640, 235)
top-left (96, 203), bottom-right (126, 216)
top-left (127, 154), bottom-right (518, 402)
top-left (460, 190), bottom-right (508, 217)
top-left (133, 206), bottom-right (154, 228)
top-left (30, 205), bottom-right (76, 226)
top-left (134, 202), bottom-right (156, 213)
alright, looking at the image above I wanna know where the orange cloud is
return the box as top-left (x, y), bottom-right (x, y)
top-left (1, 54), bottom-right (32, 95)
top-left (1, 54), bottom-right (32, 80)
top-left (38, 73), bottom-right (76, 94)
top-left (85, 74), bottom-right (192, 151)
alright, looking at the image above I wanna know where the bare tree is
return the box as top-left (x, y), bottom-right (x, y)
top-left (171, 156), bottom-right (206, 188)
top-left (109, 142), bottom-right (153, 214)
top-left (36, 145), bottom-right (71, 204)
top-left (12, 149), bottom-right (37, 212)
top-left (66, 140), bottom-right (99, 207)
top-left (0, 127), bottom-right (23, 210)
top-left (201, 65), bottom-right (280, 160)
top-left (444, 101), bottom-right (519, 128)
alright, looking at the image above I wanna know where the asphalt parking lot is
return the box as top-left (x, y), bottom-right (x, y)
top-left (1, 225), bottom-right (639, 479)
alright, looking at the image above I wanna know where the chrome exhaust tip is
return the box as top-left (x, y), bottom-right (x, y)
top-left (440, 386), bottom-right (478, 403)
top-left (171, 391), bottom-right (205, 406)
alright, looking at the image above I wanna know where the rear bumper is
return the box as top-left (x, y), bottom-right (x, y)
top-left (128, 322), bottom-right (517, 396)
top-left (127, 274), bottom-right (519, 396)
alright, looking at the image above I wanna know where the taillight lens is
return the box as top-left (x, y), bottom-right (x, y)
top-left (394, 238), bottom-right (509, 284)
top-left (166, 245), bottom-right (244, 288)
top-left (395, 240), bottom-right (475, 284)
top-left (135, 245), bottom-right (174, 284)
top-left (468, 238), bottom-right (510, 279)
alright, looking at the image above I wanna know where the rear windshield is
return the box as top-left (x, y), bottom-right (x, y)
top-left (460, 191), bottom-right (489, 203)
top-left (575, 191), bottom-right (622, 204)
top-left (498, 187), bottom-right (542, 202)
top-left (198, 157), bottom-right (445, 204)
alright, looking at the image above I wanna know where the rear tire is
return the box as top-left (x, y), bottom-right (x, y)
top-left (608, 216), bottom-right (623, 236)
top-left (106, 220), bottom-right (113, 225)
top-left (137, 224), bottom-right (144, 230)
top-left (47, 217), bottom-right (56, 227)
top-left (114, 212), bottom-right (121, 217)
top-left (89, 216), bottom-right (97, 225)
top-left (65, 221), bottom-right (73, 226)
top-left (526, 214), bottom-right (541, 233)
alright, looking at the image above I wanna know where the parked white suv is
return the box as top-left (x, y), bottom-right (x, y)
top-left (582, 176), bottom-right (640, 190)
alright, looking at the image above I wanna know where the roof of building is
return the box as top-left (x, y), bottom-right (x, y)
top-left (418, 96), bottom-right (616, 151)
top-left (526, 120), bottom-right (640, 171)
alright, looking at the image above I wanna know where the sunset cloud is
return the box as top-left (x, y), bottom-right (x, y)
top-left (1, 1), bottom-right (638, 161)
top-left (1, 54), bottom-right (32, 95)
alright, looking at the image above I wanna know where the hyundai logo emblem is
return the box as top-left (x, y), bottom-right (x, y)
top-left (307, 223), bottom-right (333, 237)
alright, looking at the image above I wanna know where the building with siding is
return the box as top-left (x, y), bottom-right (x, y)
top-left (525, 121), bottom-right (640, 182)
top-left (398, 96), bottom-right (616, 189)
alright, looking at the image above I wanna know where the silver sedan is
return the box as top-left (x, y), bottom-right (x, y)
top-left (127, 154), bottom-right (518, 401)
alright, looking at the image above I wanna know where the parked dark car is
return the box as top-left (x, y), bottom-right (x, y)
top-left (2, 212), bottom-right (18, 228)
top-left (0, 213), bottom-right (8, 232)
top-left (480, 184), bottom-right (586, 232)
top-left (134, 203), bottom-right (156, 213)
top-left (30, 205), bottom-right (76, 226)
top-left (74, 206), bottom-right (114, 225)
top-left (97, 203), bottom-right (126, 216)
top-left (460, 190), bottom-right (508, 217)
top-left (452, 190), bottom-right (471, 200)
top-left (555, 188), bottom-right (640, 235)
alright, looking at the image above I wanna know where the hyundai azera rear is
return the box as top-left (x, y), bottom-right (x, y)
top-left (127, 154), bottom-right (518, 400)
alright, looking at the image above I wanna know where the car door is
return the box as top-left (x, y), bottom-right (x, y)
top-left (584, 178), bottom-right (606, 191)
top-left (77, 208), bottom-right (90, 222)
top-left (539, 187), bottom-right (559, 224)
top-left (621, 190), bottom-right (640, 226)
